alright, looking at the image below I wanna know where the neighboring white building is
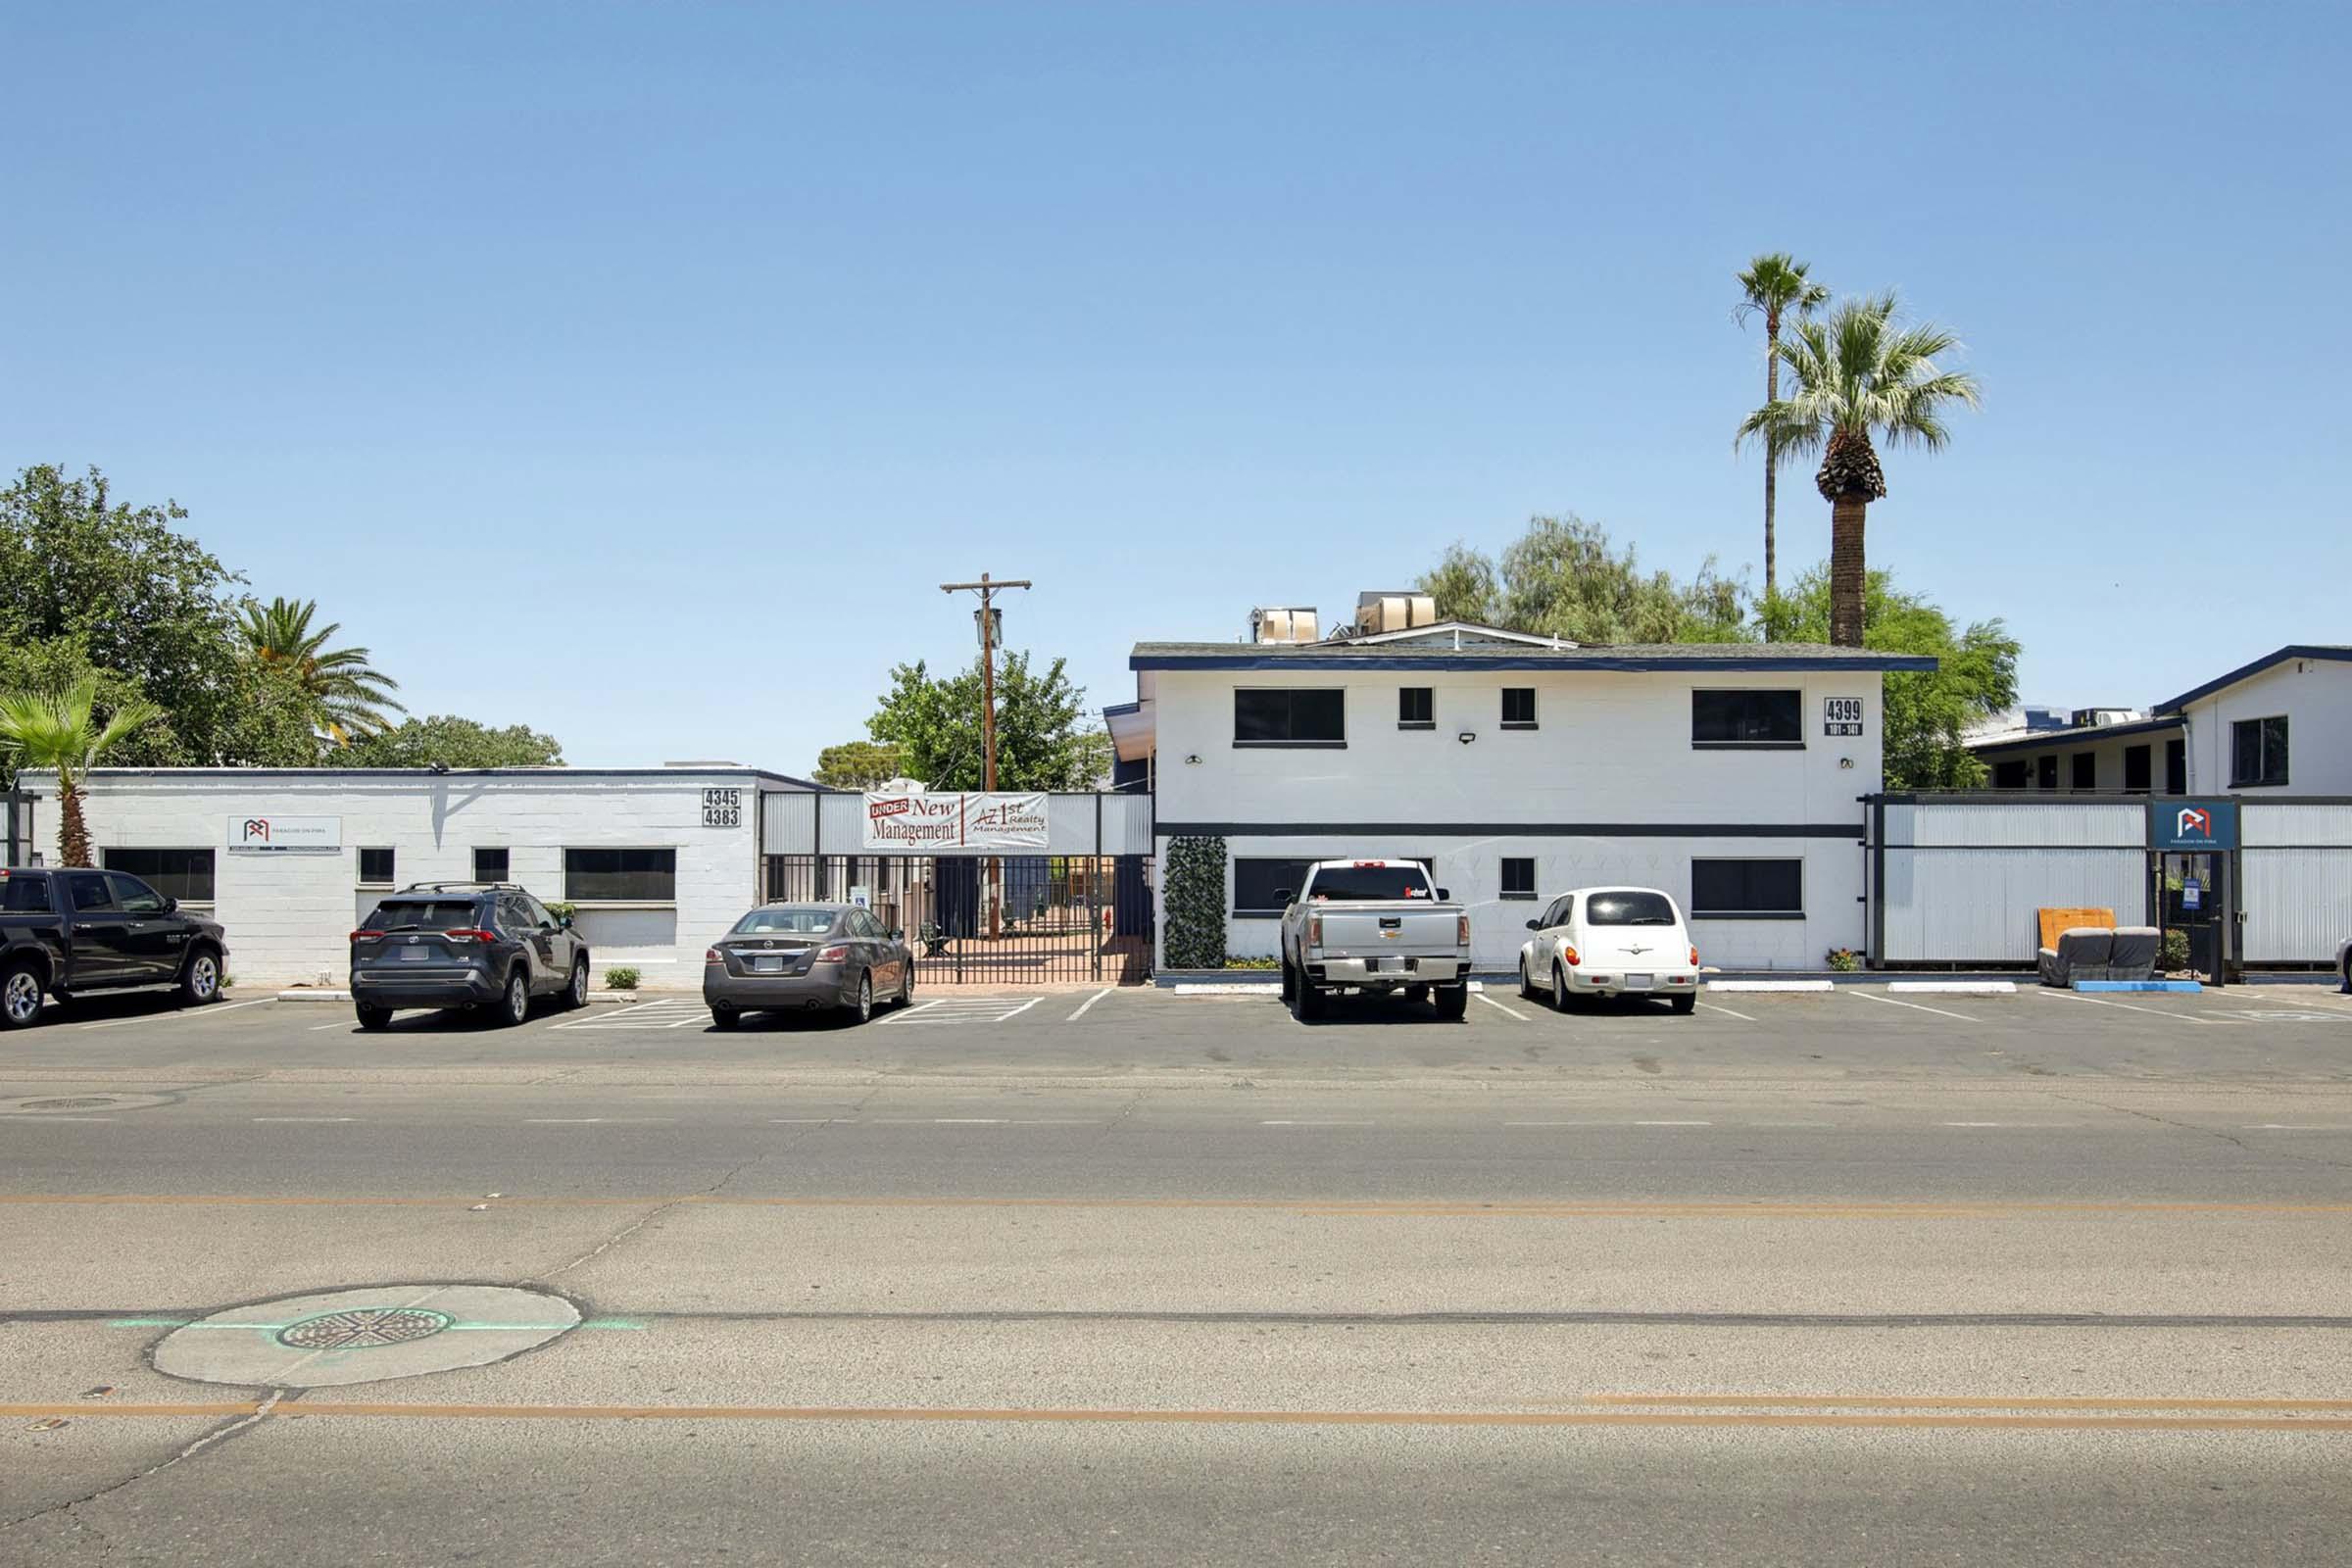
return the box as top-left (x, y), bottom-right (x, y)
top-left (1122, 617), bottom-right (1935, 972)
top-left (13, 766), bottom-right (814, 987)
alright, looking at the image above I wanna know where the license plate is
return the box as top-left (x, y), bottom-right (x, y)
top-left (1623, 973), bottom-right (1654, 990)
top-left (400, 948), bottom-right (430, 962)
top-left (752, 956), bottom-right (783, 973)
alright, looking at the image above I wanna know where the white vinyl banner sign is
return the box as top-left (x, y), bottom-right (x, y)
top-left (862, 793), bottom-right (1048, 853)
top-left (227, 814), bottom-right (343, 853)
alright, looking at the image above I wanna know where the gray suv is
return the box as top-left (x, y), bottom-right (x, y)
top-left (349, 883), bottom-right (590, 1029)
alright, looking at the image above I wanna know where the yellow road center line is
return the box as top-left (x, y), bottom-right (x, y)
top-left (1585, 1394), bottom-right (2352, 1412)
top-left (5, 1401), bottom-right (2351, 1432)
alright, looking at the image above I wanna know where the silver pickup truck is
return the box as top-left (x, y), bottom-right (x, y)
top-left (1277, 859), bottom-right (1471, 1019)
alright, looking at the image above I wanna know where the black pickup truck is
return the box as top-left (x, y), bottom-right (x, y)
top-left (0, 866), bottom-right (229, 1030)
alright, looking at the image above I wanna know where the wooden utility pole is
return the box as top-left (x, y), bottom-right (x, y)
top-left (941, 572), bottom-right (1031, 939)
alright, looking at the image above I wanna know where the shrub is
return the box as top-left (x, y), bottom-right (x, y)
top-left (1161, 836), bottom-right (1228, 970)
top-left (545, 901), bottom-right (577, 923)
top-left (602, 965), bottom-right (640, 991)
top-left (1825, 947), bottom-right (1862, 972)
top-left (2158, 930), bottom-right (2190, 972)
top-left (1223, 956), bottom-right (1280, 969)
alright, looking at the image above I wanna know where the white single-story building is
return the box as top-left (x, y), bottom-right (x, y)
top-left (11, 765), bottom-right (814, 987)
top-left (1118, 608), bottom-right (1936, 972)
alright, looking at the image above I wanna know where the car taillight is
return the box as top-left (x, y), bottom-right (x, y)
top-left (1307, 914), bottom-right (1322, 946)
top-left (1690, 945), bottom-right (1699, 966)
top-left (706, 948), bottom-right (725, 965)
top-left (1562, 944), bottom-right (1581, 966)
top-left (814, 943), bottom-right (851, 962)
top-left (443, 929), bottom-right (498, 943)
top-left (1457, 914), bottom-right (1470, 945)
top-left (349, 929), bottom-right (383, 942)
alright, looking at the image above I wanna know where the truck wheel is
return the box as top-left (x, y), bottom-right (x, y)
top-left (1295, 979), bottom-right (1325, 1020)
top-left (1405, 983), bottom-right (1429, 1004)
top-left (1433, 982), bottom-right (1468, 1020)
top-left (177, 947), bottom-right (221, 1007)
top-left (1280, 959), bottom-right (1296, 1003)
top-left (1, 960), bottom-right (45, 1030)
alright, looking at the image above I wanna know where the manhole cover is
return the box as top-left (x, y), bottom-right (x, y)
top-left (276, 1307), bottom-right (454, 1349)
top-left (154, 1284), bottom-right (581, 1389)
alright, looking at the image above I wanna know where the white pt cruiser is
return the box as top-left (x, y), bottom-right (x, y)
top-left (1517, 887), bottom-right (1700, 1013)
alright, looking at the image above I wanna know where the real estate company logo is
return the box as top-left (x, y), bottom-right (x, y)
top-left (2175, 807), bottom-right (2213, 841)
top-left (240, 818), bottom-right (271, 844)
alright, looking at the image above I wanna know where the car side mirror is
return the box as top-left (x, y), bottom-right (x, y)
top-left (1272, 889), bottom-right (1292, 905)
top-left (890, 928), bottom-right (904, 941)
top-left (164, 896), bottom-right (178, 912)
top-left (559, 913), bottom-right (573, 929)
top-left (1524, 918), bottom-right (1540, 931)
top-left (1437, 888), bottom-right (1450, 902)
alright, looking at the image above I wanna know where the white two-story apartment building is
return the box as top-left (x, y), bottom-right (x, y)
top-left (1123, 614), bottom-right (1936, 972)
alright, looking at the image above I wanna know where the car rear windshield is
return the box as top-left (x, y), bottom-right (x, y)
top-left (363, 901), bottom-right (482, 932)
top-left (1305, 866), bottom-right (1434, 902)
top-left (732, 907), bottom-right (838, 935)
top-left (1583, 891), bottom-right (1678, 926)
top-left (1, 876), bottom-right (52, 913)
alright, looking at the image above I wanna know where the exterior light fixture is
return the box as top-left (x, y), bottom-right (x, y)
top-left (1457, 731), bottom-right (1477, 745)
top-left (1185, 754), bottom-right (1202, 765)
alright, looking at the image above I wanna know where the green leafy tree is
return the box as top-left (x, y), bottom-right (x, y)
top-left (866, 652), bottom-right (1110, 792)
top-left (0, 677), bottom-right (164, 865)
top-left (1737, 293), bottom-right (1983, 647)
top-left (340, 715), bottom-right (564, 769)
top-left (811, 740), bottom-right (907, 790)
top-left (1734, 253), bottom-right (1830, 612)
top-left (1762, 566), bottom-right (2020, 789)
top-left (1419, 514), bottom-right (1752, 645)
top-left (235, 596), bottom-right (405, 742)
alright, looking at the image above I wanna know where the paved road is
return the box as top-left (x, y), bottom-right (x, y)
top-left (4, 988), bottom-right (2350, 1563)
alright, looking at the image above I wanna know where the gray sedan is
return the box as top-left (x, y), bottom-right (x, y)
top-left (704, 904), bottom-right (912, 1027)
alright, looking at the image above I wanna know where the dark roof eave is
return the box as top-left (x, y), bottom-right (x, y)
top-left (1129, 649), bottom-right (1937, 674)
top-left (1968, 715), bottom-right (2184, 756)
top-left (2154, 645), bottom-right (2352, 715)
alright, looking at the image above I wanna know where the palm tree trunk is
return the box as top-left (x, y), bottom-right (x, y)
top-left (58, 779), bottom-right (93, 868)
top-left (1828, 495), bottom-right (1869, 648)
top-left (1762, 311), bottom-right (1780, 623)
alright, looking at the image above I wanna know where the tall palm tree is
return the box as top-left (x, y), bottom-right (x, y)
top-left (235, 597), bottom-right (406, 742)
top-left (0, 679), bottom-right (164, 866)
top-left (1738, 293), bottom-right (1982, 647)
top-left (1734, 253), bottom-right (1829, 614)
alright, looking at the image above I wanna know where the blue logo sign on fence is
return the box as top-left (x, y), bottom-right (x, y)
top-left (2148, 800), bottom-right (2237, 852)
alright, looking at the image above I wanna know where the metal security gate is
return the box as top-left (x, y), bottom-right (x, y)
top-left (760, 853), bottom-right (1152, 983)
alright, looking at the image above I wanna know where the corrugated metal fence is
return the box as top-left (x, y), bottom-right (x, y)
top-left (2241, 803), bottom-right (2352, 965)
top-left (1871, 797), bottom-right (2147, 965)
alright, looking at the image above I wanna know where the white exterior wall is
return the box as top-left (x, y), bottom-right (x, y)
top-left (2180, 660), bottom-right (2352, 798)
top-left (44, 770), bottom-right (779, 987)
top-left (1151, 667), bottom-right (1883, 971)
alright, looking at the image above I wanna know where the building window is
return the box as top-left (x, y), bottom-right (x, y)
top-left (1993, 760), bottom-right (2029, 791)
top-left (1233, 858), bottom-right (1315, 918)
top-left (473, 847), bottom-right (510, 883)
top-left (1691, 690), bottom-right (1802, 747)
top-left (2071, 753), bottom-right (2097, 792)
top-left (1500, 688), bottom-right (1537, 729)
top-left (1500, 858), bottom-right (1537, 900)
top-left (358, 847), bottom-right (396, 886)
top-left (1690, 858), bottom-right (1804, 919)
top-left (1397, 687), bottom-right (1434, 730)
top-left (2036, 756), bottom-right (2058, 791)
top-left (564, 848), bottom-right (677, 902)
top-left (100, 848), bottom-right (215, 904)
top-left (2230, 716), bottom-right (2289, 788)
top-left (1234, 689), bottom-right (1346, 747)
top-left (2124, 745), bottom-right (2152, 794)
top-left (2166, 739), bottom-right (2186, 795)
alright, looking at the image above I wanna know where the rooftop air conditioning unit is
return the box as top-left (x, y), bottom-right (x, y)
top-left (1249, 607), bottom-right (1319, 644)
top-left (1355, 592), bottom-right (1438, 635)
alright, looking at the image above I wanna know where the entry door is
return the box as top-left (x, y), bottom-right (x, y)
top-left (2157, 852), bottom-right (2229, 983)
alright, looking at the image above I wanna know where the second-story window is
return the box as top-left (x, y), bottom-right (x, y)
top-left (1234, 689), bottom-right (1346, 747)
top-left (1500, 688), bottom-right (1537, 729)
top-left (1691, 690), bottom-right (1802, 747)
top-left (1397, 687), bottom-right (1434, 729)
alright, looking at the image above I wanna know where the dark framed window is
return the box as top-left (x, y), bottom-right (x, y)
top-left (2071, 753), bottom-right (2097, 792)
top-left (1690, 858), bottom-right (1803, 919)
top-left (1233, 858), bottom-right (1315, 918)
top-left (358, 847), bottom-right (396, 885)
top-left (1500, 858), bottom-right (1537, 900)
top-left (2124, 745), bottom-right (2152, 794)
top-left (101, 848), bottom-right (216, 903)
top-left (1397, 687), bottom-right (1434, 730)
top-left (2230, 716), bottom-right (2289, 788)
top-left (473, 847), bottom-right (510, 883)
top-left (1500, 688), bottom-right (1537, 729)
top-left (564, 847), bottom-right (677, 902)
top-left (1992, 760), bottom-right (2029, 790)
top-left (2165, 739), bottom-right (2186, 795)
top-left (1234, 688), bottom-right (1346, 747)
top-left (1691, 689), bottom-right (1802, 748)
top-left (2035, 755), bottom-right (2059, 791)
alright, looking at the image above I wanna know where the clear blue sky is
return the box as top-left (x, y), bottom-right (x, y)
top-left (7, 3), bottom-right (2346, 768)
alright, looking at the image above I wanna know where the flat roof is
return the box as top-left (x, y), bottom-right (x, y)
top-left (1131, 641), bottom-right (1936, 673)
top-left (1969, 714), bottom-right (2183, 756)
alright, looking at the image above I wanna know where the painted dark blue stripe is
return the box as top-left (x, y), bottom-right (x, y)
top-left (1130, 653), bottom-right (1937, 673)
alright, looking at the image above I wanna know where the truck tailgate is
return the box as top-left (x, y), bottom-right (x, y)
top-left (1313, 906), bottom-right (1459, 956)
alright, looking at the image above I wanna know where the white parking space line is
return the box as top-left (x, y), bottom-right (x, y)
top-left (1634, 1119), bottom-right (1713, 1126)
top-left (76, 998), bottom-right (273, 1031)
top-left (309, 1019), bottom-right (354, 1031)
top-left (1475, 993), bottom-right (1530, 1021)
top-left (252, 1117), bottom-right (359, 1123)
top-left (521, 1117), bottom-right (678, 1124)
top-left (2038, 991), bottom-right (2235, 1025)
top-left (879, 996), bottom-right (1042, 1025)
top-left (1695, 1000), bottom-right (1757, 1022)
top-left (1849, 989), bottom-right (1979, 1023)
top-left (1067, 988), bottom-right (1112, 1021)
top-left (1260, 1120), bottom-right (1374, 1127)
top-left (551, 1000), bottom-right (708, 1031)
top-left (2244, 1124), bottom-right (2352, 1131)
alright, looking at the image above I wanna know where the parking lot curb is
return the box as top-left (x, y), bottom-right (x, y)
top-left (1887, 981), bottom-right (2018, 995)
top-left (2073, 980), bottom-right (2205, 993)
top-left (1706, 980), bottom-right (1837, 994)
